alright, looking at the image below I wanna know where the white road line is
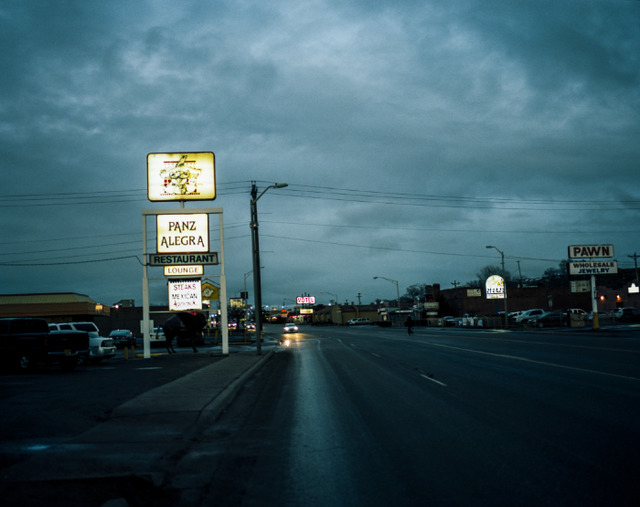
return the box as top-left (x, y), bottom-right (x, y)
top-left (420, 373), bottom-right (447, 387)
top-left (422, 341), bottom-right (640, 383)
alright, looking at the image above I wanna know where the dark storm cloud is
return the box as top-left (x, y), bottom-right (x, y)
top-left (1, 0), bottom-right (639, 305)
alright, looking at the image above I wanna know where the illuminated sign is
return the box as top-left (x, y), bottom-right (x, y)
top-left (168, 279), bottom-right (202, 311)
top-left (164, 265), bottom-right (203, 277)
top-left (570, 280), bottom-right (591, 293)
top-left (229, 298), bottom-right (244, 309)
top-left (201, 282), bottom-right (219, 300)
top-left (147, 152), bottom-right (215, 201)
top-left (485, 275), bottom-right (505, 299)
top-left (148, 253), bottom-right (218, 266)
top-left (157, 214), bottom-right (209, 253)
top-left (296, 296), bottom-right (316, 304)
top-left (568, 244), bottom-right (614, 259)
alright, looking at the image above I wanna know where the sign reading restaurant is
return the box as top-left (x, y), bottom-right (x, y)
top-left (148, 253), bottom-right (219, 266)
top-left (156, 214), bottom-right (209, 253)
top-left (147, 152), bottom-right (216, 201)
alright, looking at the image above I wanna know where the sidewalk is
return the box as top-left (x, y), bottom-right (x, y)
top-left (1, 350), bottom-right (274, 505)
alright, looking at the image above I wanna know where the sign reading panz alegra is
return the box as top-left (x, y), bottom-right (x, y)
top-left (157, 214), bottom-right (209, 253)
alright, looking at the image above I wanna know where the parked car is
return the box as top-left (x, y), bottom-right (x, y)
top-left (109, 329), bottom-right (135, 348)
top-left (283, 322), bottom-right (299, 333)
top-left (152, 327), bottom-right (166, 344)
top-left (347, 318), bottom-right (371, 326)
top-left (614, 307), bottom-right (640, 322)
top-left (442, 316), bottom-right (456, 327)
top-left (528, 311), bottom-right (567, 328)
top-left (514, 309), bottom-right (545, 325)
top-left (55, 322), bottom-right (116, 363)
top-left (1, 318), bottom-right (89, 371)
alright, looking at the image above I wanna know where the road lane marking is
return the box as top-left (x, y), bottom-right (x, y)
top-left (420, 373), bottom-right (447, 387)
top-left (416, 341), bottom-right (640, 383)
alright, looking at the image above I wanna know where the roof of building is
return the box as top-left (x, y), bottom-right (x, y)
top-left (0, 293), bottom-right (109, 319)
top-left (0, 293), bottom-right (97, 305)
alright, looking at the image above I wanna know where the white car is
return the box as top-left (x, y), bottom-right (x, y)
top-left (55, 322), bottom-right (116, 363)
top-left (152, 327), bottom-right (166, 344)
top-left (283, 322), bottom-right (299, 333)
top-left (347, 318), bottom-right (371, 326)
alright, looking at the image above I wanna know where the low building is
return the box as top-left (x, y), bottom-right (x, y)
top-left (0, 293), bottom-right (110, 321)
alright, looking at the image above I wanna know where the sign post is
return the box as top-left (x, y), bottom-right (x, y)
top-left (568, 244), bottom-right (615, 331)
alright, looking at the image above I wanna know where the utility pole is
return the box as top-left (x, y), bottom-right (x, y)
top-left (250, 181), bottom-right (288, 355)
top-left (517, 260), bottom-right (523, 288)
top-left (629, 253), bottom-right (639, 282)
top-left (451, 280), bottom-right (460, 288)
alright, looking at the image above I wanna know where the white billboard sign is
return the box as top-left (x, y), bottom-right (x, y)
top-left (147, 152), bottom-right (216, 201)
top-left (163, 265), bottom-right (204, 277)
top-left (485, 275), bottom-right (505, 299)
top-left (168, 279), bottom-right (202, 311)
top-left (157, 214), bottom-right (209, 253)
top-left (569, 260), bottom-right (618, 276)
top-left (568, 244), bottom-right (614, 259)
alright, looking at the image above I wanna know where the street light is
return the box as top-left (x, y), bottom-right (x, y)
top-left (251, 181), bottom-right (288, 354)
top-left (321, 291), bottom-right (339, 305)
top-left (373, 276), bottom-right (400, 304)
top-left (486, 245), bottom-right (508, 329)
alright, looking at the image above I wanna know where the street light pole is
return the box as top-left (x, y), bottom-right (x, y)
top-left (373, 276), bottom-right (400, 305)
top-left (486, 245), bottom-right (508, 329)
top-left (250, 181), bottom-right (288, 355)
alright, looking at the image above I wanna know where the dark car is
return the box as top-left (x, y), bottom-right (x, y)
top-left (529, 311), bottom-right (567, 328)
top-left (109, 329), bottom-right (136, 348)
top-left (614, 307), bottom-right (640, 322)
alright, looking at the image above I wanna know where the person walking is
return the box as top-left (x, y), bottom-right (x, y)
top-left (406, 316), bottom-right (414, 335)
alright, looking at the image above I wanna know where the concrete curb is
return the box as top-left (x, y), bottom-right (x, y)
top-left (199, 350), bottom-right (274, 422)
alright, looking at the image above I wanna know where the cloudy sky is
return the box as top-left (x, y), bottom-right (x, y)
top-left (1, 0), bottom-right (639, 309)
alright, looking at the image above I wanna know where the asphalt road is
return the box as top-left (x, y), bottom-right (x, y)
top-left (205, 325), bottom-right (640, 506)
top-left (0, 347), bottom-right (225, 469)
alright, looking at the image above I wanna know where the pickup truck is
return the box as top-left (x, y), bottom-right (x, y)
top-left (0, 318), bottom-right (89, 371)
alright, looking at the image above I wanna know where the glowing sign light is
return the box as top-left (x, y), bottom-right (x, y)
top-left (147, 152), bottom-right (215, 201)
